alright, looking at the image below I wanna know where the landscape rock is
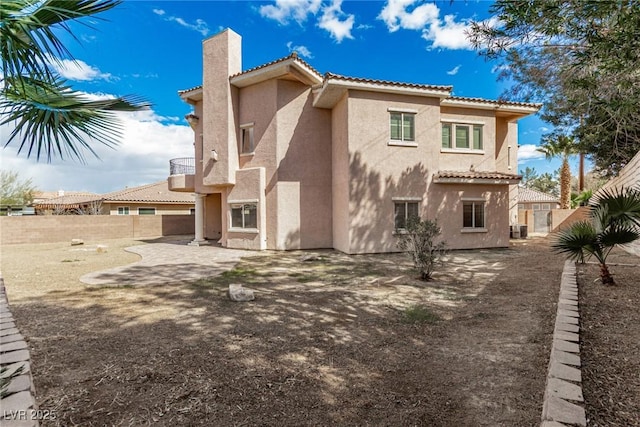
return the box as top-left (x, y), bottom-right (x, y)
top-left (228, 284), bottom-right (255, 302)
top-left (299, 254), bottom-right (320, 262)
top-left (96, 245), bottom-right (108, 253)
top-left (71, 239), bottom-right (84, 246)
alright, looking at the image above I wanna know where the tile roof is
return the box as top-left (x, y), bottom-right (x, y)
top-left (435, 171), bottom-right (523, 180)
top-left (444, 96), bottom-right (542, 109)
top-left (324, 72), bottom-right (452, 92)
top-left (34, 193), bottom-right (101, 207)
top-left (103, 181), bottom-right (195, 204)
top-left (178, 85), bottom-right (202, 95)
top-left (518, 187), bottom-right (559, 203)
top-left (230, 52), bottom-right (323, 80)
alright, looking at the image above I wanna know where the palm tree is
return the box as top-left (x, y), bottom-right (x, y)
top-left (552, 186), bottom-right (640, 285)
top-left (537, 135), bottom-right (579, 209)
top-left (0, 0), bottom-right (148, 162)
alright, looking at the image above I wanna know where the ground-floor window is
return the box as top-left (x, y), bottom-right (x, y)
top-left (117, 206), bottom-right (129, 215)
top-left (463, 201), bottom-right (485, 229)
top-left (231, 203), bottom-right (257, 229)
top-left (138, 208), bottom-right (156, 215)
top-left (394, 200), bottom-right (420, 230)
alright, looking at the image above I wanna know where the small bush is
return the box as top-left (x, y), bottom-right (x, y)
top-left (396, 217), bottom-right (447, 281)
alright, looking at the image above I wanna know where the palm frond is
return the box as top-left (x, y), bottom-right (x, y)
top-left (598, 223), bottom-right (640, 248)
top-left (1, 75), bottom-right (149, 162)
top-left (592, 186), bottom-right (640, 228)
top-left (0, 0), bottom-right (120, 84)
top-left (551, 221), bottom-right (598, 263)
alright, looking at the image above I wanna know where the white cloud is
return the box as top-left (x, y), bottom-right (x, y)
top-left (260, 0), bottom-right (322, 24)
top-left (286, 41), bottom-right (314, 58)
top-left (49, 59), bottom-right (113, 82)
top-left (446, 64), bottom-right (461, 75)
top-left (1, 93), bottom-right (194, 194)
top-left (378, 0), bottom-right (439, 32)
top-left (421, 14), bottom-right (472, 50)
top-left (517, 144), bottom-right (546, 162)
top-left (260, 0), bottom-right (354, 42)
top-left (154, 9), bottom-right (209, 36)
top-left (318, 0), bottom-right (355, 42)
top-left (378, 1), bottom-right (495, 50)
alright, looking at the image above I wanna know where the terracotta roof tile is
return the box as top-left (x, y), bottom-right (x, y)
top-left (230, 52), bottom-right (322, 80)
top-left (444, 95), bottom-right (542, 109)
top-left (103, 181), bottom-right (195, 204)
top-left (34, 193), bottom-right (101, 207)
top-left (324, 72), bottom-right (452, 92)
top-left (435, 171), bottom-right (522, 180)
top-left (518, 187), bottom-right (559, 202)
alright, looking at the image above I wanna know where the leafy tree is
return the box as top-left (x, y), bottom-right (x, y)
top-left (469, 0), bottom-right (640, 177)
top-left (396, 217), bottom-right (447, 281)
top-left (537, 134), bottom-right (579, 209)
top-left (526, 172), bottom-right (559, 196)
top-left (519, 166), bottom-right (539, 188)
top-left (553, 186), bottom-right (640, 285)
top-left (0, 170), bottom-right (37, 207)
top-left (0, 0), bottom-right (148, 162)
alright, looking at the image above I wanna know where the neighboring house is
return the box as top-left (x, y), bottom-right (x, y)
top-left (34, 192), bottom-right (101, 215)
top-left (518, 187), bottom-right (560, 211)
top-left (34, 182), bottom-right (195, 215)
top-left (169, 29), bottom-right (539, 253)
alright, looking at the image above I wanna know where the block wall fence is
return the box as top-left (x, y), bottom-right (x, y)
top-left (0, 215), bottom-right (195, 245)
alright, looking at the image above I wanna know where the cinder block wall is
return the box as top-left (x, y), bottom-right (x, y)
top-left (0, 215), bottom-right (194, 245)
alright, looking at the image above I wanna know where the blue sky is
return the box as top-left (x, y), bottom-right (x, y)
top-left (1, 0), bottom-right (576, 194)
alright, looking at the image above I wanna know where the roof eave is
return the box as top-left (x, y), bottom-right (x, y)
top-left (433, 177), bottom-right (522, 185)
top-left (230, 58), bottom-right (323, 88)
top-left (179, 87), bottom-right (203, 103)
top-left (313, 78), bottom-right (452, 109)
top-left (441, 98), bottom-right (541, 116)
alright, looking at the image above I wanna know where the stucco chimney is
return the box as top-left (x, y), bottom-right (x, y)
top-left (202, 28), bottom-right (241, 186)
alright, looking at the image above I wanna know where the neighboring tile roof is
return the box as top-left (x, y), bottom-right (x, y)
top-left (444, 96), bottom-right (542, 109)
top-left (518, 187), bottom-right (559, 203)
top-left (435, 171), bottom-right (522, 180)
top-left (230, 52), bottom-right (322, 80)
top-left (324, 72), bottom-right (452, 92)
top-left (34, 193), bottom-right (101, 207)
top-left (103, 181), bottom-right (195, 204)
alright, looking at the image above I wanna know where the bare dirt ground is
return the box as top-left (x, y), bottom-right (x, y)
top-left (1, 236), bottom-right (564, 426)
top-left (578, 249), bottom-right (640, 427)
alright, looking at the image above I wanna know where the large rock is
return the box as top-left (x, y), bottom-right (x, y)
top-left (70, 239), bottom-right (84, 246)
top-left (228, 284), bottom-right (255, 302)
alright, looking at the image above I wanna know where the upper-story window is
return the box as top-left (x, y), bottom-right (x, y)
top-left (389, 109), bottom-right (416, 145)
top-left (442, 123), bottom-right (483, 150)
top-left (240, 123), bottom-right (254, 154)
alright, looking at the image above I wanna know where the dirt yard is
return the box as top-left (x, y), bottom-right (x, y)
top-left (2, 237), bottom-right (565, 426)
top-left (578, 250), bottom-right (640, 427)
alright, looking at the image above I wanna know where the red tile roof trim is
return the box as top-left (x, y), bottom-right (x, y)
top-left (435, 171), bottom-right (523, 180)
top-left (229, 52), bottom-right (323, 80)
top-left (444, 96), bottom-right (542, 109)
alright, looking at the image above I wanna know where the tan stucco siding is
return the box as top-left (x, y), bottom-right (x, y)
top-left (332, 95), bottom-right (351, 253)
top-left (439, 106), bottom-right (497, 173)
top-left (275, 80), bottom-right (332, 249)
top-left (345, 91), bottom-right (437, 253)
top-left (226, 167), bottom-right (266, 250)
top-left (204, 193), bottom-right (222, 240)
top-left (428, 183), bottom-right (511, 249)
top-left (202, 30), bottom-right (241, 186)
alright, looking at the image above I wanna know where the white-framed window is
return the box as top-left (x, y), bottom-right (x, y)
top-left (463, 201), bottom-right (485, 229)
top-left (442, 123), bottom-right (483, 150)
top-left (138, 207), bottom-right (156, 215)
top-left (117, 206), bottom-right (130, 215)
top-left (231, 203), bottom-right (257, 229)
top-left (532, 203), bottom-right (540, 211)
top-left (240, 123), bottom-right (254, 154)
top-left (518, 203), bottom-right (525, 210)
top-left (541, 203), bottom-right (551, 210)
top-left (394, 200), bottom-right (420, 230)
top-left (389, 111), bottom-right (415, 143)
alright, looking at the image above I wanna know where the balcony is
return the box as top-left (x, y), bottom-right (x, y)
top-left (168, 157), bottom-right (196, 192)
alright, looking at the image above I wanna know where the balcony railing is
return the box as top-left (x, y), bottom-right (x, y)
top-left (169, 157), bottom-right (195, 175)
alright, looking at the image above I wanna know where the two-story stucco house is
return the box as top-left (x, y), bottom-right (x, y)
top-left (168, 29), bottom-right (540, 253)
